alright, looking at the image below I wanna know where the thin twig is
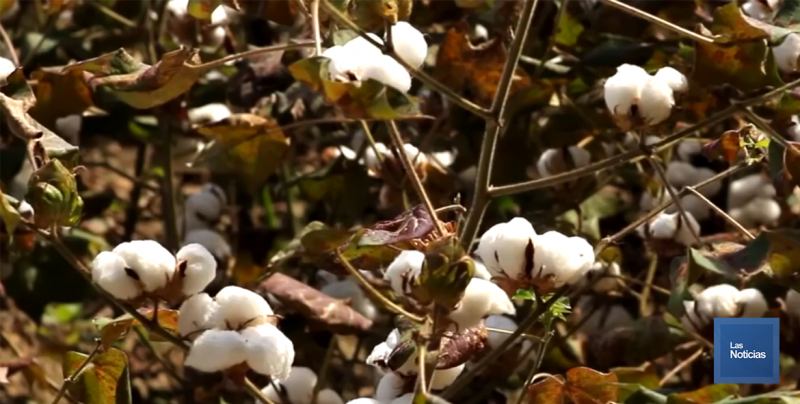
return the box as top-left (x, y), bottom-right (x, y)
top-left (311, 0), bottom-right (322, 56)
top-left (51, 341), bottom-right (102, 404)
top-left (310, 338), bottom-right (336, 404)
top-left (0, 21), bottom-right (19, 66)
top-left (245, 378), bottom-right (279, 404)
top-left (648, 155), bottom-right (703, 246)
top-left (458, 0), bottom-right (540, 248)
top-left (685, 187), bottom-right (755, 240)
top-left (659, 347), bottom-right (704, 387)
top-left (639, 253), bottom-right (659, 317)
top-left (598, 0), bottom-right (715, 44)
top-left (334, 250), bottom-right (424, 322)
top-left (608, 274), bottom-right (671, 296)
top-left (386, 120), bottom-right (445, 236)
top-left (87, 0), bottom-right (137, 27)
top-left (194, 42), bottom-right (316, 71)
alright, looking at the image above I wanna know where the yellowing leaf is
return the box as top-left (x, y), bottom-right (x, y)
top-left (0, 192), bottom-right (21, 236)
top-left (62, 348), bottom-right (131, 404)
top-left (187, 0), bottom-right (222, 19)
top-left (527, 367), bottom-right (619, 404)
top-left (29, 68), bottom-right (93, 128)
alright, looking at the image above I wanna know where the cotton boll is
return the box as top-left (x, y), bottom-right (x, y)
top-left (430, 364), bottom-right (464, 390)
top-left (390, 22), bottom-right (428, 69)
top-left (375, 372), bottom-right (406, 402)
top-left (785, 289), bottom-right (800, 319)
top-left (0, 56), bottom-right (13, 85)
top-left (728, 174), bottom-right (773, 209)
top-left (604, 64), bottom-right (649, 117)
top-left (681, 301), bottom-right (707, 333)
top-left (184, 329), bottom-right (247, 372)
top-left (730, 197), bottom-right (781, 228)
top-left (345, 400), bottom-right (381, 404)
top-left (366, 342), bottom-right (393, 370)
top-left (589, 261), bottom-right (621, 294)
top-left (364, 142), bottom-right (390, 173)
top-left (176, 243), bottom-right (217, 296)
top-left (673, 212), bottom-right (701, 247)
top-left (774, 33), bottom-right (800, 73)
top-left (476, 217), bottom-right (537, 281)
top-left (675, 194), bottom-right (711, 222)
top-left (676, 140), bottom-right (703, 162)
top-left (213, 286), bottom-right (273, 329)
top-left (402, 143), bottom-right (427, 167)
top-left (91, 251), bottom-right (142, 300)
top-left (183, 229), bottom-right (232, 266)
top-left (536, 147), bottom-right (591, 178)
top-left (533, 232), bottom-right (595, 287)
top-left (431, 150), bottom-right (456, 168)
top-left (264, 366), bottom-right (317, 404)
top-left (643, 212), bottom-right (699, 247)
top-left (362, 55), bottom-right (412, 93)
top-left (166, 0), bottom-right (189, 18)
top-left (638, 76), bottom-right (675, 126)
top-left (112, 240), bottom-right (176, 293)
top-left (485, 315), bottom-right (517, 348)
top-left (448, 278), bottom-right (516, 330)
top-left (471, 257), bottom-right (492, 280)
top-left (317, 390), bottom-right (344, 404)
top-left (654, 67), bottom-right (688, 93)
top-left (737, 288), bottom-right (768, 318)
top-left (242, 323), bottom-right (294, 380)
top-left (178, 293), bottom-right (220, 337)
top-left (344, 34), bottom-right (384, 58)
top-left (188, 103), bottom-right (231, 125)
top-left (384, 250), bottom-right (425, 297)
top-left (210, 5), bottom-right (230, 25)
top-left (55, 114), bottom-right (82, 144)
top-left (743, 0), bottom-right (778, 21)
top-left (666, 161), bottom-right (721, 197)
top-left (695, 284), bottom-right (741, 320)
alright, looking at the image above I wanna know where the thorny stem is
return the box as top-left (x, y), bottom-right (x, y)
top-left (685, 187), bottom-right (755, 240)
top-left (442, 288), bottom-right (566, 399)
top-left (334, 249), bottom-right (425, 322)
top-left (194, 42), bottom-right (316, 71)
top-left (0, 22), bottom-right (19, 66)
top-left (459, 0), bottom-right (540, 249)
top-left (598, 0), bottom-right (715, 44)
top-left (648, 155), bottom-right (703, 246)
top-left (311, 0), bottom-right (322, 56)
top-left (51, 341), bottom-right (102, 404)
top-left (386, 120), bottom-right (446, 236)
top-left (319, 0), bottom-right (492, 119)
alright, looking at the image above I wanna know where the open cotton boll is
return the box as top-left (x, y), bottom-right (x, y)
top-left (184, 329), bottom-right (247, 372)
top-left (773, 33), bottom-right (800, 73)
top-left (188, 103), bottom-right (231, 125)
top-left (641, 211), bottom-right (700, 247)
top-left (533, 231), bottom-right (596, 287)
top-left (471, 257), bottom-right (492, 280)
top-left (402, 143), bottom-right (428, 167)
top-left (186, 183), bottom-right (227, 223)
top-left (666, 161), bottom-right (721, 197)
top-left (176, 243), bottom-right (217, 296)
top-left (654, 67), bottom-right (688, 93)
top-left (112, 240), bottom-right (176, 293)
top-left (536, 147), bottom-right (591, 178)
top-left (91, 251), bottom-right (142, 300)
top-left (212, 286), bottom-right (273, 329)
top-left (448, 278), bottom-right (516, 330)
top-left (695, 284), bottom-right (741, 320)
top-left (604, 64), bottom-right (650, 118)
top-left (485, 315), bottom-right (517, 348)
top-left (430, 364), bottom-right (465, 390)
top-left (166, 0), bottom-right (189, 17)
top-left (390, 22), bottom-right (428, 69)
top-left (384, 250), bottom-right (425, 297)
top-left (262, 366), bottom-right (318, 404)
top-left (785, 289), bottom-right (800, 319)
top-left (638, 76), bottom-right (675, 126)
top-left (730, 197), bottom-right (781, 228)
top-left (55, 114), bottom-right (82, 144)
top-left (588, 261), bottom-right (621, 294)
top-left (476, 217), bottom-right (537, 281)
top-left (362, 55), bottom-right (413, 93)
top-left (728, 174), bottom-right (776, 209)
top-left (242, 323), bottom-right (294, 381)
top-left (742, 0), bottom-right (779, 21)
top-left (737, 288), bottom-right (768, 318)
top-left (178, 293), bottom-right (219, 337)
top-left (344, 34), bottom-right (384, 58)
top-left (375, 371), bottom-right (406, 402)
top-left (364, 142), bottom-right (390, 173)
top-left (676, 140), bottom-right (703, 162)
top-left (183, 229), bottom-right (232, 266)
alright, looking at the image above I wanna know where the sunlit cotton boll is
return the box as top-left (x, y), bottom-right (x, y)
top-left (188, 103), bottom-right (231, 125)
top-left (384, 250), bottom-right (425, 298)
top-left (448, 278), bottom-right (516, 330)
top-left (695, 284), bottom-right (742, 320)
top-left (532, 231), bottom-right (596, 288)
top-left (604, 64), bottom-right (677, 129)
top-left (640, 211), bottom-right (700, 247)
top-left (91, 251), bottom-right (142, 300)
top-left (638, 76), bottom-right (676, 126)
top-left (367, 328), bottom-right (416, 375)
top-left (737, 288), bottom-right (768, 318)
top-left (654, 67), bottom-right (688, 93)
top-left (184, 329), bottom-right (248, 372)
top-left (176, 243), bottom-right (217, 296)
top-left (729, 197), bottom-right (782, 228)
top-left (390, 21), bottom-right (428, 69)
top-left (211, 286), bottom-right (274, 330)
top-left (364, 142), bottom-right (390, 174)
top-left (241, 323), bottom-right (295, 381)
top-left (178, 293), bottom-right (220, 337)
top-left (324, 34), bottom-right (383, 81)
top-left (263, 366), bottom-right (318, 404)
top-left (112, 240), bottom-right (176, 293)
top-left (476, 217), bottom-right (537, 282)
top-left (536, 147), bottom-right (591, 178)
top-left (362, 54), bottom-right (413, 93)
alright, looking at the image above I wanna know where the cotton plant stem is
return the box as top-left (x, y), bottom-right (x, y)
top-left (639, 252), bottom-right (659, 317)
top-left (514, 328), bottom-right (554, 404)
top-left (458, 0), bottom-right (540, 249)
top-left (598, 0), bottom-right (715, 44)
top-left (0, 22), bottom-right (18, 66)
top-left (485, 327), bottom-right (545, 342)
top-left (318, 0), bottom-right (491, 119)
top-left (684, 187), bottom-right (755, 240)
top-left (311, 0), bottom-right (322, 56)
top-left (334, 250), bottom-right (425, 322)
top-left (386, 120), bottom-right (446, 236)
top-left (310, 338), bottom-right (336, 404)
top-left (659, 346), bottom-right (704, 387)
top-left (194, 42), bottom-right (316, 71)
top-left (649, 156), bottom-right (703, 246)
top-left (245, 378), bottom-right (279, 404)
top-left (51, 341), bottom-right (102, 404)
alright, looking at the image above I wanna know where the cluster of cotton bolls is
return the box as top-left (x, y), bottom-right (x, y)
top-left (321, 22), bottom-right (428, 93)
top-left (179, 184), bottom-right (232, 290)
top-left (726, 173), bottom-right (781, 228)
top-left (476, 217), bottom-right (596, 295)
top-left (261, 367), bottom-right (344, 404)
top-left (533, 146), bottom-right (591, 179)
top-left (637, 211), bottom-right (700, 247)
top-left (681, 284), bottom-right (768, 333)
top-left (166, 0), bottom-right (236, 49)
top-left (91, 240), bottom-right (217, 301)
top-left (364, 142), bottom-right (428, 179)
top-left (179, 286), bottom-right (294, 379)
top-left (604, 64), bottom-right (688, 130)
top-left (639, 161), bottom-right (720, 222)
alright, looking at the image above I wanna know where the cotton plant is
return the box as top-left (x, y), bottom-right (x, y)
top-left (604, 64), bottom-right (688, 131)
top-left (180, 286), bottom-right (295, 381)
top-left (637, 211), bottom-right (701, 247)
top-left (320, 22), bottom-right (427, 93)
top-left (91, 240), bottom-right (217, 302)
top-left (534, 146), bottom-right (591, 178)
top-left (727, 174), bottom-right (781, 228)
top-left (476, 217), bottom-right (595, 295)
top-left (262, 366), bottom-right (344, 404)
top-left (681, 284), bottom-right (768, 333)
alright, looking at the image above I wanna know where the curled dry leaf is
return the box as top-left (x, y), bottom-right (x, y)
top-left (94, 307), bottom-right (180, 349)
top-left (258, 272), bottom-right (373, 333)
top-left (359, 204), bottom-right (435, 247)
top-left (526, 367), bottom-right (619, 404)
top-left (28, 67), bottom-right (93, 128)
top-left (703, 130), bottom-right (740, 162)
top-left (435, 325), bottom-right (488, 369)
top-left (62, 347), bottom-right (132, 404)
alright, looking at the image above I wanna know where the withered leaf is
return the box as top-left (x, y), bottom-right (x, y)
top-left (669, 384), bottom-right (739, 404)
top-left (62, 347), bottom-right (131, 404)
top-left (29, 67), bottom-right (93, 128)
top-left (94, 307), bottom-right (180, 349)
top-left (527, 367), bottom-right (619, 404)
top-left (259, 272), bottom-right (373, 333)
top-left (703, 130), bottom-right (741, 162)
top-left (359, 204), bottom-right (435, 246)
top-left (435, 325), bottom-right (488, 369)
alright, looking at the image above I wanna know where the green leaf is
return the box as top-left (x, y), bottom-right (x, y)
top-left (666, 384), bottom-right (738, 404)
top-left (611, 363), bottom-right (660, 402)
top-left (0, 192), bottom-right (21, 236)
top-left (554, 8), bottom-right (584, 47)
top-left (62, 348), bottom-right (131, 404)
top-left (187, 0), bottom-right (222, 19)
top-left (514, 289), bottom-right (535, 301)
top-left (95, 307), bottom-right (180, 349)
top-left (764, 229), bottom-right (800, 278)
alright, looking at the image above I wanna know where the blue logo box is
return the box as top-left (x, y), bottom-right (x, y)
top-left (714, 317), bottom-right (779, 384)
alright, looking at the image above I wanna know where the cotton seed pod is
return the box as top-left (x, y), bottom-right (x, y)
top-left (91, 251), bottom-right (142, 301)
top-left (211, 285), bottom-right (274, 330)
top-left (785, 289), bottom-right (800, 319)
top-left (241, 323), bottom-right (295, 381)
top-left (112, 240), bottom-right (177, 293)
top-left (654, 67), bottom-right (688, 93)
top-left (448, 278), bottom-right (516, 330)
top-left (695, 284), bottom-right (741, 320)
top-left (184, 329), bottom-right (248, 372)
top-left (188, 103), bottom-right (231, 125)
top-left (375, 371), bottom-right (406, 402)
top-left (178, 293), bottom-right (220, 337)
top-left (604, 64), bottom-right (668, 130)
top-left (364, 142), bottom-right (390, 175)
top-left (384, 250), bottom-right (425, 298)
top-left (535, 147), bottom-right (591, 178)
top-left (176, 243), bottom-right (217, 296)
top-left (26, 159), bottom-right (83, 229)
top-left (362, 54), bottom-right (413, 93)
top-left (681, 301), bottom-right (707, 333)
top-left (390, 21), bottom-right (428, 69)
